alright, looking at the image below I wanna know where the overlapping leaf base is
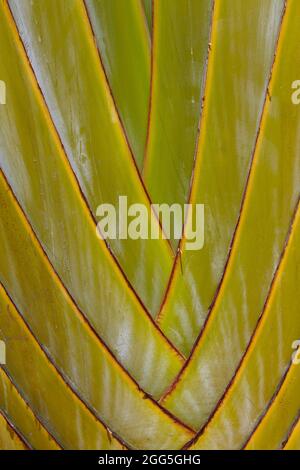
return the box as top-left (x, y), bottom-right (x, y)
top-left (0, 0), bottom-right (299, 450)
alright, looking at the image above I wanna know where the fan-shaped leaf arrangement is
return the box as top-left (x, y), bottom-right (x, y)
top-left (0, 0), bottom-right (299, 450)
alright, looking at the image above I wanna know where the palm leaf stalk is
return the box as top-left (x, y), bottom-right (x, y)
top-left (0, 0), bottom-right (299, 450)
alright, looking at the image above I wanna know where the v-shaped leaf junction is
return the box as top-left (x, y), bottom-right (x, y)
top-left (0, 0), bottom-right (299, 450)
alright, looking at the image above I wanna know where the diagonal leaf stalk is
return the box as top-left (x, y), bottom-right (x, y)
top-left (159, 0), bottom-right (300, 431)
top-left (0, 283), bottom-right (127, 450)
top-left (7, 0), bottom-right (174, 317)
top-left (244, 360), bottom-right (300, 450)
top-left (184, 195), bottom-right (300, 448)
top-left (0, 409), bottom-right (29, 450)
top-left (0, 0), bottom-right (186, 402)
top-left (159, 0), bottom-right (287, 369)
top-left (142, 0), bottom-right (214, 250)
top-left (157, 0), bottom-right (287, 356)
top-left (82, 0), bottom-right (171, 252)
top-left (83, 0), bottom-right (151, 171)
top-left (0, 367), bottom-right (62, 450)
top-left (0, 172), bottom-right (194, 449)
top-left (155, 0), bottom-right (216, 321)
top-left (282, 414), bottom-right (300, 450)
